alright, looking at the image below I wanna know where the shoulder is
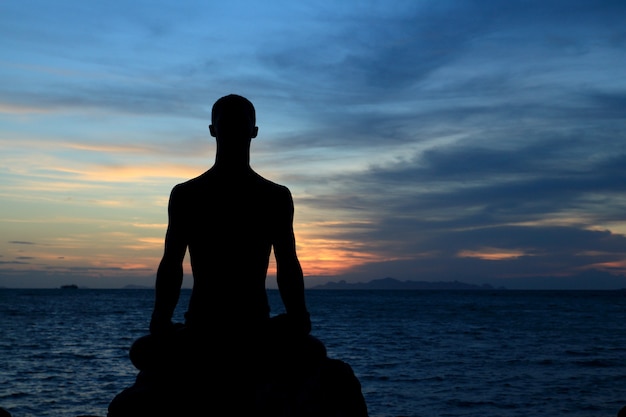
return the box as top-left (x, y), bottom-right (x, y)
top-left (253, 173), bottom-right (292, 199)
top-left (164, 176), bottom-right (202, 211)
top-left (255, 173), bottom-right (287, 190)
top-left (171, 171), bottom-right (213, 194)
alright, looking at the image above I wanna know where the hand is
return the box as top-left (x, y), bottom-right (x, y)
top-left (271, 311), bottom-right (311, 336)
top-left (294, 311), bottom-right (312, 335)
top-left (149, 315), bottom-right (175, 336)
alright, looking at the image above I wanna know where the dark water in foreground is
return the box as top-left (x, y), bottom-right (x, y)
top-left (0, 288), bottom-right (625, 417)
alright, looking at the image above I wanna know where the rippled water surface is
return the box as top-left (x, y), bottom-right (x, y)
top-left (1, 288), bottom-right (625, 417)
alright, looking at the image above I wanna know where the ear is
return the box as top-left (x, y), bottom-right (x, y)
top-left (251, 126), bottom-right (258, 139)
top-left (209, 124), bottom-right (217, 138)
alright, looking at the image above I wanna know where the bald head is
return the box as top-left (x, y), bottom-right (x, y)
top-left (210, 94), bottom-right (258, 140)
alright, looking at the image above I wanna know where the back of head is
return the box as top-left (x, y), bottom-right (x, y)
top-left (211, 94), bottom-right (256, 126)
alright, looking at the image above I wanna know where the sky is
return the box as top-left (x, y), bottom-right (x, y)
top-left (1, 0), bottom-right (625, 290)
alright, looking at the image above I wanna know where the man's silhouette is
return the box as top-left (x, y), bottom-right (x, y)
top-left (108, 94), bottom-right (368, 417)
top-left (108, 94), bottom-right (314, 416)
top-left (151, 94), bottom-right (310, 337)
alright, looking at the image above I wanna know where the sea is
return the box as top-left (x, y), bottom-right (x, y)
top-left (0, 288), bottom-right (625, 417)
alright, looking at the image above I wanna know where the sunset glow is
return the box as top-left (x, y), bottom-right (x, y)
top-left (2, 0), bottom-right (626, 289)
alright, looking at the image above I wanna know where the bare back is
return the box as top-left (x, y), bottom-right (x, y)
top-left (167, 168), bottom-right (295, 329)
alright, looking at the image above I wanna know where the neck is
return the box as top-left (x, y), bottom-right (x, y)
top-left (213, 155), bottom-right (251, 171)
top-left (213, 142), bottom-right (252, 173)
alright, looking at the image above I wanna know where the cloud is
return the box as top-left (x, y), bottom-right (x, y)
top-left (293, 119), bottom-right (626, 285)
top-left (1, 0), bottom-right (625, 288)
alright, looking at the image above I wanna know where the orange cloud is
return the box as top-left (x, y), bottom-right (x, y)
top-left (457, 248), bottom-right (526, 260)
top-left (294, 237), bottom-right (386, 276)
top-left (580, 260), bottom-right (626, 275)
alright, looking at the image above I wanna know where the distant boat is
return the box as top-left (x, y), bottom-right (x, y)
top-left (60, 284), bottom-right (78, 289)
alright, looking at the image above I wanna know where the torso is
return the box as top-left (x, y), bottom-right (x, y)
top-left (172, 169), bottom-right (290, 329)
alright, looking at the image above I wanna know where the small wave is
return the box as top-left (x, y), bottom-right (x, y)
top-left (574, 359), bottom-right (615, 367)
top-left (1, 391), bottom-right (30, 399)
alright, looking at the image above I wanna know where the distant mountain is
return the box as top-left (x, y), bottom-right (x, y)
top-left (310, 277), bottom-right (502, 290)
top-left (121, 284), bottom-right (192, 290)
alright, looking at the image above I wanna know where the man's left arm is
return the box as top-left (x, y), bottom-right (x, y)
top-left (273, 188), bottom-right (311, 334)
top-left (150, 185), bottom-right (187, 335)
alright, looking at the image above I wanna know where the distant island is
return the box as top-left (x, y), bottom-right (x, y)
top-left (310, 277), bottom-right (503, 290)
top-left (60, 284), bottom-right (78, 289)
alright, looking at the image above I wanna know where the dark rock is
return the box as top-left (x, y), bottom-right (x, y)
top-left (108, 334), bottom-right (368, 417)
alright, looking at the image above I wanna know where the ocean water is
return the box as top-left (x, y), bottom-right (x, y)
top-left (0, 288), bottom-right (625, 417)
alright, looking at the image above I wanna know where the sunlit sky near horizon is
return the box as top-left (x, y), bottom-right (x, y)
top-left (1, 0), bottom-right (626, 289)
